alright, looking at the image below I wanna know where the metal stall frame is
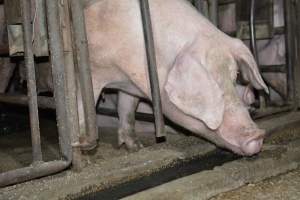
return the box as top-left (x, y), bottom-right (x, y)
top-left (0, 0), bottom-right (84, 187)
top-left (139, 0), bottom-right (166, 139)
top-left (234, 0), bottom-right (298, 118)
top-left (69, 0), bottom-right (98, 150)
top-left (254, 0), bottom-right (299, 118)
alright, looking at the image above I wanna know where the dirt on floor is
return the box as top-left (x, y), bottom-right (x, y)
top-left (0, 111), bottom-right (300, 200)
top-left (210, 167), bottom-right (300, 200)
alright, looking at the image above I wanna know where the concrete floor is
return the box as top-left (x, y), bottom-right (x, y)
top-left (211, 167), bottom-right (300, 200)
top-left (1, 111), bottom-right (300, 200)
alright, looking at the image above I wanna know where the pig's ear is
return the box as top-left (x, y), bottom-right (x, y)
top-left (234, 44), bottom-right (269, 94)
top-left (165, 53), bottom-right (224, 130)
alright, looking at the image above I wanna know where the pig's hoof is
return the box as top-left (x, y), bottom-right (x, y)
top-left (118, 130), bottom-right (144, 152)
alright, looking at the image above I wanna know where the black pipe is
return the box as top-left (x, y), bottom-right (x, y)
top-left (139, 0), bottom-right (166, 138)
top-left (69, 0), bottom-right (98, 149)
top-left (21, 0), bottom-right (43, 162)
top-left (45, 0), bottom-right (72, 160)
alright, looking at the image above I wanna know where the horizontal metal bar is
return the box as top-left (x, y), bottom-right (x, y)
top-left (252, 105), bottom-right (294, 119)
top-left (0, 45), bottom-right (9, 56)
top-left (219, 0), bottom-right (235, 6)
top-left (0, 94), bottom-right (55, 109)
top-left (260, 64), bottom-right (287, 73)
top-left (0, 160), bottom-right (70, 187)
top-left (97, 107), bottom-right (155, 123)
top-left (274, 26), bottom-right (285, 35)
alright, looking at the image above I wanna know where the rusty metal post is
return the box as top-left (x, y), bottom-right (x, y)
top-left (45, 0), bottom-right (72, 160)
top-left (60, 0), bottom-right (83, 170)
top-left (139, 0), bottom-right (166, 139)
top-left (69, 0), bottom-right (98, 149)
top-left (21, 0), bottom-right (43, 162)
top-left (284, 0), bottom-right (297, 106)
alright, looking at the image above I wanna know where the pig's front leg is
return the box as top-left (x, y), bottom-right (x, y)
top-left (117, 91), bottom-right (143, 151)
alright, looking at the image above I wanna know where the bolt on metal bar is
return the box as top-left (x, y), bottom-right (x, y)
top-left (69, 0), bottom-right (98, 149)
top-left (46, 0), bottom-right (72, 160)
top-left (139, 0), bottom-right (166, 138)
top-left (21, 0), bottom-right (43, 162)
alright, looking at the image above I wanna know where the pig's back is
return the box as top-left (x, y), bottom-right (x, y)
top-left (84, 0), bottom-right (231, 95)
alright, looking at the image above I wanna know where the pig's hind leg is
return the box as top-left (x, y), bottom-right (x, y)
top-left (117, 91), bottom-right (144, 151)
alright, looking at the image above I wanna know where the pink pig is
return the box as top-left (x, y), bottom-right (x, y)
top-left (83, 0), bottom-right (268, 155)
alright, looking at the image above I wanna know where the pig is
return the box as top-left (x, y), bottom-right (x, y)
top-left (83, 0), bottom-right (268, 156)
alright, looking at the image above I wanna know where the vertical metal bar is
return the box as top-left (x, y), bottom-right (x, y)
top-left (250, 0), bottom-right (266, 108)
top-left (69, 0), bottom-right (98, 148)
top-left (195, 0), bottom-right (209, 18)
top-left (250, 0), bottom-right (259, 63)
top-left (284, 0), bottom-right (296, 104)
top-left (194, 0), bottom-right (204, 11)
top-left (21, 0), bottom-right (42, 162)
top-left (295, 0), bottom-right (300, 108)
top-left (209, 0), bottom-right (218, 26)
top-left (45, 0), bottom-right (72, 160)
top-left (139, 0), bottom-right (166, 138)
top-left (61, 0), bottom-right (83, 170)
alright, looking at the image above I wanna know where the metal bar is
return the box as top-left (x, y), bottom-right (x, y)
top-left (260, 64), bottom-right (287, 73)
top-left (45, 0), bottom-right (72, 160)
top-left (0, 160), bottom-right (69, 187)
top-left (61, 0), bottom-right (83, 171)
top-left (0, 94), bottom-right (55, 109)
top-left (295, 0), bottom-right (300, 108)
top-left (97, 107), bottom-right (155, 123)
top-left (209, 0), bottom-right (218, 26)
top-left (274, 26), bottom-right (285, 35)
top-left (284, 0), bottom-right (296, 105)
top-left (69, 0), bottom-right (98, 149)
top-left (139, 0), bottom-right (166, 138)
top-left (252, 105), bottom-right (294, 119)
top-left (250, 0), bottom-right (259, 63)
top-left (21, 0), bottom-right (43, 162)
top-left (249, 0), bottom-right (267, 109)
top-left (194, 0), bottom-right (205, 12)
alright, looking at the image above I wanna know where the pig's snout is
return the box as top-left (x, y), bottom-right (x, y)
top-left (241, 129), bottom-right (265, 156)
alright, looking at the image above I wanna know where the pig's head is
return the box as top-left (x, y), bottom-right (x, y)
top-left (165, 40), bottom-right (268, 156)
